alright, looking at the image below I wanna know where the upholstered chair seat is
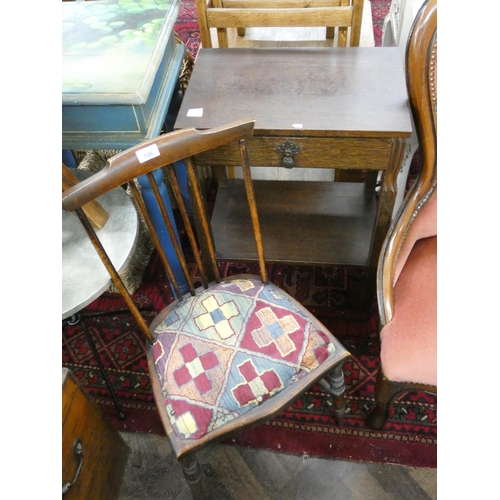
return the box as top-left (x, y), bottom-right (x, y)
top-left (152, 277), bottom-right (339, 441)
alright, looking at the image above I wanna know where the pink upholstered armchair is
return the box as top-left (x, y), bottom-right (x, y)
top-left (369, 0), bottom-right (437, 430)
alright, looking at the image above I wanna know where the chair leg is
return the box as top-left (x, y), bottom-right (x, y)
top-left (181, 454), bottom-right (205, 500)
top-left (329, 365), bottom-right (347, 425)
top-left (368, 368), bottom-right (401, 430)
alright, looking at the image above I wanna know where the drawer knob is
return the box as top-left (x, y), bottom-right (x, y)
top-left (62, 439), bottom-right (83, 496)
top-left (275, 140), bottom-right (301, 169)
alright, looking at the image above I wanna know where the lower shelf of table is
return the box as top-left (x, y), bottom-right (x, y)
top-left (211, 179), bottom-right (377, 267)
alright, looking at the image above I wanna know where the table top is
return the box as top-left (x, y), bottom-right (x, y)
top-left (62, 0), bottom-right (179, 105)
top-left (175, 47), bottom-right (412, 138)
top-left (62, 170), bottom-right (139, 320)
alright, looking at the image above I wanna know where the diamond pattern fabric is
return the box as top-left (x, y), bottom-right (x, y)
top-left (153, 278), bottom-right (335, 440)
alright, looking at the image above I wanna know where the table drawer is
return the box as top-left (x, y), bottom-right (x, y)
top-left (195, 136), bottom-right (393, 170)
top-left (62, 369), bottom-right (129, 500)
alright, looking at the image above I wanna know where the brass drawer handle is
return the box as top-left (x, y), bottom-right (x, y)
top-left (275, 140), bottom-right (301, 169)
top-left (62, 439), bottom-right (83, 496)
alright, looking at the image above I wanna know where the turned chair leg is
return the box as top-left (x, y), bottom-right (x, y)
top-left (181, 454), bottom-right (205, 499)
top-left (329, 365), bottom-right (347, 425)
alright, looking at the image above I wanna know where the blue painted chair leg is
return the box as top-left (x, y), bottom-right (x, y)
top-left (62, 149), bottom-right (77, 168)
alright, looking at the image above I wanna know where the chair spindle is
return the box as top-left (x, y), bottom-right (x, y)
top-left (239, 138), bottom-right (268, 284)
top-left (145, 171), bottom-right (197, 295)
top-left (128, 181), bottom-right (186, 300)
top-left (165, 166), bottom-right (209, 288)
top-left (185, 156), bottom-right (222, 284)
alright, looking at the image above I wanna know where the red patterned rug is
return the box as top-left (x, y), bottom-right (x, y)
top-left (62, 250), bottom-right (436, 469)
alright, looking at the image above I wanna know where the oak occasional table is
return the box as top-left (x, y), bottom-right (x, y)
top-left (174, 47), bottom-right (412, 312)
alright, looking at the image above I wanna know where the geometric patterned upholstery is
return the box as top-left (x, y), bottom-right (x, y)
top-left (153, 277), bottom-right (336, 440)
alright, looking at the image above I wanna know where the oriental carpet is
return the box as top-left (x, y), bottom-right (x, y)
top-left (62, 253), bottom-right (436, 469)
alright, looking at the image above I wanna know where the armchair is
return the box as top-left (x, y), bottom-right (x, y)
top-left (368, 0), bottom-right (437, 430)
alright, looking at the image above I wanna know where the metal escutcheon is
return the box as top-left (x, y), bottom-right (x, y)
top-left (275, 140), bottom-right (302, 169)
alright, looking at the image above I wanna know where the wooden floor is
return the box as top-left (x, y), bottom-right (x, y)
top-left (118, 432), bottom-right (436, 500)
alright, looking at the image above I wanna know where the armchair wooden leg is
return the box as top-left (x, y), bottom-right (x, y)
top-left (329, 365), bottom-right (347, 425)
top-left (181, 454), bottom-right (205, 499)
top-left (368, 368), bottom-right (400, 430)
top-left (369, 368), bottom-right (437, 430)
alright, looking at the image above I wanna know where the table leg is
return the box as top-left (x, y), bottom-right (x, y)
top-left (66, 314), bottom-right (125, 420)
top-left (362, 138), bottom-right (407, 312)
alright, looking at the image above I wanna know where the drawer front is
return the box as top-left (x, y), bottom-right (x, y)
top-left (195, 136), bottom-right (393, 170)
top-left (63, 375), bottom-right (129, 500)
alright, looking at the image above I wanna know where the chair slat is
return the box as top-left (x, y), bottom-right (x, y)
top-left (207, 7), bottom-right (354, 29)
top-left (223, 0), bottom-right (342, 7)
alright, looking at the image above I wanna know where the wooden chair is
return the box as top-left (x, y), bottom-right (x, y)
top-left (196, 0), bottom-right (364, 49)
top-left (368, 0), bottom-right (437, 430)
top-left (62, 119), bottom-right (351, 498)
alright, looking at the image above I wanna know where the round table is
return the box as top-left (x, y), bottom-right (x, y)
top-left (62, 170), bottom-right (139, 319)
top-left (62, 169), bottom-right (139, 419)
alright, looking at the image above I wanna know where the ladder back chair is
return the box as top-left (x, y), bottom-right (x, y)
top-left (62, 119), bottom-right (351, 498)
top-left (368, 0), bottom-right (437, 430)
top-left (196, 0), bottom-right (364, 49)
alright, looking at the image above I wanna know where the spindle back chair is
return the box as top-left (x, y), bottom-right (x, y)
top-left (62, 119), bottom-right (351, 498)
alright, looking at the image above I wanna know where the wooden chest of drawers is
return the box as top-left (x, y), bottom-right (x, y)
top-left (62, 369), bottom-right (129, 500)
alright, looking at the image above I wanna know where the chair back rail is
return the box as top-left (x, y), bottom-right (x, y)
top-left (63, 120), bottom-right (255, 210)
